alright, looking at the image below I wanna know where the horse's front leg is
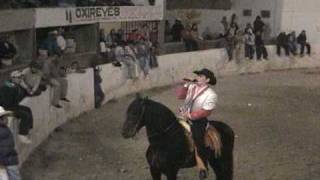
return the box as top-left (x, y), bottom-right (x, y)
top-left (150, 166), bottom-right (162, 180)
top-left (164, 169), bottom-right (178, 180)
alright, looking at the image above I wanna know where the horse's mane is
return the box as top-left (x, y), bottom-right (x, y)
top-left (144, 98), bottom-right (178, 122)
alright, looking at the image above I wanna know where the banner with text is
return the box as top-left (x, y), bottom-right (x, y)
top-left (35, 6), bottom-right (164, 28)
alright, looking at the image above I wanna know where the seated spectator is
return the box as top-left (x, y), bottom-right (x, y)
top-left (0, 71), bottom-right (34, 144)
top-left (287, 31), bottom-right (297, 56)
top-left (20, 61), bottom-right (44, 96)
top-left (297, 30), bottom-right (311, 57)
top-left (0, 106), bottom-right (21, 180)
top-left (276, 32), bottom-right (289, 56)
top-left (42, 55), bottom-right (70, 108)
top-left (0, 35), bottom-right (17, 68)
top-left (244, 28), bottom-right (255, 60)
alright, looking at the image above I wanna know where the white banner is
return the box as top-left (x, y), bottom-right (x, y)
top-left (35, 6), bottom-right (164, 28)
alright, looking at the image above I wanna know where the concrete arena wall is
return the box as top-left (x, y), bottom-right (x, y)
top-left (100, 44), bottom-right (320, 102)
top-left (17, 44), bottom-right (320, 164)
top-left (17, 70), bottom-right (94, 163)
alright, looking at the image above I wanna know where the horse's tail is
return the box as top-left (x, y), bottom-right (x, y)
top-left (209, 120), bottom-right (235, 180)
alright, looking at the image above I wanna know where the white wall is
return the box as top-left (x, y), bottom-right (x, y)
top-left (280, 0), bottom-right (320, 43)
top-left (17, 70), bottom-right (94, 163)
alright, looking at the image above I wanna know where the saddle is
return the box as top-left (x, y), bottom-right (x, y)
top-left (178, 118), bottom-right (222, 158)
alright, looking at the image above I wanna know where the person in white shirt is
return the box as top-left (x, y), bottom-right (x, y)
top-left (177, 68), bottom-right (217, 179)
top-left (55, 29), bottom-right (66, 54)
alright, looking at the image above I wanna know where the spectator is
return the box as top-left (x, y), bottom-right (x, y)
top-left (230, 13), bottom-right (239, 35)
top-left (20, 61), bottom-right (44, 96)
top-left (114, 41), bottom-right (137, 79)
top-left (297, 30), bottom-right (311, 57)
top-left (0, 106), bottom-right (21, 180)
top-left (165, 20), bottom-right (171, 42)
top-left (56, 28), bottom-right (66, 54)
top-left (127, 29), bottom-right (139, 43)
top-left (244, 28), bottom-right (255, 60)
top-left (106, 29), bottom-right (117, 46)
top-left (255, 31), bottom-right (268, 60)
top-left (149, 27), bottom-right (158, 45)
top-left (202, 27), bottom-right (214, 40)
top-left (0, 71), bottom-right (34, 144)
top-left (244, 23), bottom-right (253, 35)
top-left (42, 55), bottom-right (69, 108)
top-left (0, 35), bottom-right (17, 68)
top-left (287, 31), bottom-right (297, 56)
top-left (253, 16), bottom-right (265, 34)
top-left (171, 19), bottom-right (185, 42)
top-left (181, 25), bottom-right (195, 52)
top-left (149, 42), bottom-right (159, 69)
top-left (135, 38), bottom-right (151, 78)
top-left (116, 28), bottom-right (125, 44)
top-left (39, 31), bottom-right (60, 57)
top-left (224, 31), bottom-right (235, 61)
top-left (92, 66), bottom-right (105, 108)
top-left (234, 30), bottom-right (245, 63)
top-left (220, 16), bottom-right (229, 37)
top-left (276, 32), bottom-right (289, 56)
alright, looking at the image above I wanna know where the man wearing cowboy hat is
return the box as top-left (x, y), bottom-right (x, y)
top-left (177, 68), bottom-right (218, 179)
top-left (0, 106), bottom-right (21, 180)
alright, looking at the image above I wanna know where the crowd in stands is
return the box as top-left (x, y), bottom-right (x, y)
top-left (0, 0), bottom-right (135, 9)
top-left (99, 26), bottom-right (159, 80)
top-left (166, 13), bottom-right (311, 62)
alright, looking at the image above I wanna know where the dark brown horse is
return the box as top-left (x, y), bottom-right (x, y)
top-left (122, 94), bottom-right (234, 180)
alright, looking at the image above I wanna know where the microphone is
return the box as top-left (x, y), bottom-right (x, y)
top-left (183, 78), bottom-right (197, 82)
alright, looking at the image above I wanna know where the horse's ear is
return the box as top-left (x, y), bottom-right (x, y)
top-left (136, 93), bottom-right (142, 99)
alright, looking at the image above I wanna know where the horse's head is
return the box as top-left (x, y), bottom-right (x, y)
top-left (122, 93), bottom-right (148, 138)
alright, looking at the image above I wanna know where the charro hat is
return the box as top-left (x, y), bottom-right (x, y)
top-left (0, 106), bottom-right (12, 117)
top-left (193, 68), bottom-right (217, 85)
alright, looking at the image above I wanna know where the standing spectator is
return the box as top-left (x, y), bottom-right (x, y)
top-left (92, 66), bottom-right (105, 108)
top-left (276, 32), bottom-right (289, 56)
top-left (171, 19), bottom-right (185, 42)
top-left (56, 28), bottom-right (66, 54)
top-left (149, 27), bottom-right (158, 45)
top-left (136, 38), bottom-right (150, 78)
top-left (181, 25), bottom-right (194, 52)
top-left (116, 28), bottom-right (125, 44)
top-left (253, 16), bottom-right (265, 34)
top-left (220, 16), bottom-right (229, 37)
top-left (106, 29), bottom-right (117, 46)
top-left (39, 31), bottom-right (60, 57)
top-left (165, 20), bottom-right (171, 42)
top-left (0, 71), bottom-right (34, 144)
top-left (225, 30), bottom-right (235, 61)
top-left (114, 42), bottom-right (137, 79)
top-left (244, 28), bottom-right (255, 60)
top-left (244, 23), bottom-right (254, 35)
top-left (255, 31), bottom-right (268, 60)
top-left (287, 31), bottom-right (297, 56)
top-left (0, 106), bottom-right (21, 180)
top-left (234, 30), bottom-right (245, 63)
top-left (0, 35), bottom-right (17, 68)
top-left (297, 30), bottom-right (311, 57)
top-left (229, 13), bottom-right (239, 35)
top-left (42, 56), bottom-right (69, 108)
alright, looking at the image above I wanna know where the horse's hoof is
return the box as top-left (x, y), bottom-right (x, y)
top-left (199, 170), bottom-right (208, 179)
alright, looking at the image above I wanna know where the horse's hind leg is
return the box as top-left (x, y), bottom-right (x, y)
top-left (150, 166), bottom-right (162, 180)
top-left (209, 154), bottom-right (233, 180)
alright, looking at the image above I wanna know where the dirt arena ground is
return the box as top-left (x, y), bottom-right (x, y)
top-left (21, 68), bottom-right (320, 180)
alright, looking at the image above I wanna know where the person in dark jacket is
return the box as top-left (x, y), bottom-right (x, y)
top-left (93, 66), bottom-right (105, 109)
top-left (171, 19), bottom-right (185, 42)
top-left (0, 71), bottom-right (33, 144)
top-left (297, 30), bottom-right (311, 56)
top-left (253, 16), bottom-right (265, 34)
top-left (255, 31), bottom-right (268, 60)
top-left (276, 32), bottom-right (289, 56)
top-left (0, 106), bottom-right (21, 180)
top-left (287, 31), bottom-right (297, 56)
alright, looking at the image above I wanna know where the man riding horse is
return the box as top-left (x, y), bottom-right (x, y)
top-left (177, 68), bottom-right (218, 179)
